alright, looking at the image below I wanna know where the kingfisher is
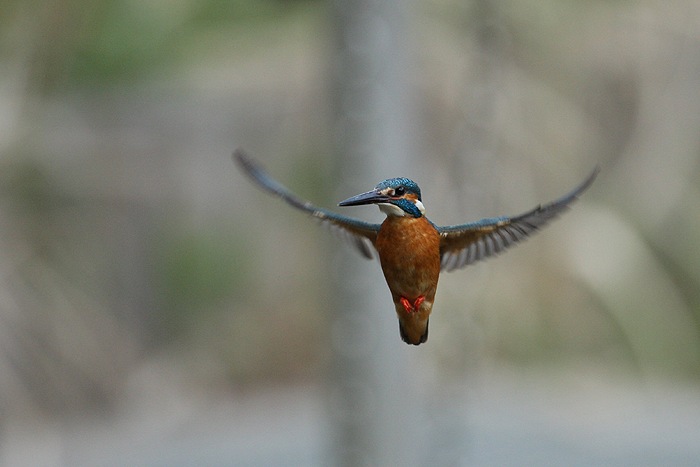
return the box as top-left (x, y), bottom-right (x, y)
top-left (234, 149), bottom-right (598, 345)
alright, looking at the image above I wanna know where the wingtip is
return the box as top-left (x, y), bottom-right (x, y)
top-left (574, 164), bottom-right (601, 197)
top-left (232, 147), bottom-right (252, 169)
top-left (589, 164), bottom-right (602, 182)
top-left (233, 148), bottom-right (270, 184)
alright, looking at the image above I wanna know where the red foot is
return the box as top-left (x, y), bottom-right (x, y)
top-left (414, 296), bottom-right (425, 310)
top-left (400, 295), bottom-right (426, 314)
top-left (400, 297), bottom-right (412, 313)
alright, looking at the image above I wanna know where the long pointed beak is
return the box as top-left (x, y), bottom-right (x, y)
top-left (338, 189), bottom-right (390, 207)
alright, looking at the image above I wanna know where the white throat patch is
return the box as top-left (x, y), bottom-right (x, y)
top-left (378, 203), bottom-right (405, 217)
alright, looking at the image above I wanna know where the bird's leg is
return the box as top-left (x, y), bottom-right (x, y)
top-left (400, 295), bottom-right (426, 314)
top-left (413, 296), bottom-right (425, 310)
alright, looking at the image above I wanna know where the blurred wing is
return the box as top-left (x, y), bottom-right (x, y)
top-left (438, 167), bottom-right (599, 272)
top-left (234, 149), bottom-right (379, 259)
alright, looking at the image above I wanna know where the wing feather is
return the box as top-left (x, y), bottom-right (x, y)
top-left (438, 167), bottom-right (599, 272)
top-left (234, 149), bottom-right (380, 259)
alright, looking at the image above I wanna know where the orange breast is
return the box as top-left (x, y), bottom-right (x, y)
top-left (374, 216), bottom-right (441, 301)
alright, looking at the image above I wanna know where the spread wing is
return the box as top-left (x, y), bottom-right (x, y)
top-left (234, 149), bottom-right (379, 259)
top-left (438, 167), bottom-right (599, 272)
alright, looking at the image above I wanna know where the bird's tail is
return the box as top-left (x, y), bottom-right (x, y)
top-left (399, 317), bottom-right (429, 345)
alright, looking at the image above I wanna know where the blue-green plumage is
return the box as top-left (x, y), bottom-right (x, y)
top-left (234, 148), bottom-right (599, 345)
top-left (391, 198), bottom-right (423, 218)
top-left (338, 177), bottom-right (426, 219)
top-left (375, 177), bottom-right (422, 200)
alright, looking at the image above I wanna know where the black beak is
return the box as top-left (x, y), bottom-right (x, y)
top-left (338, 189), bottom-right (390, 207)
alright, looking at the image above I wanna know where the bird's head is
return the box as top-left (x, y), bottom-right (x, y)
top-left (338, 177), bottom-right (425, 218)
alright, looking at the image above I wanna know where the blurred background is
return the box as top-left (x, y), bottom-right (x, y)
top-left (1, 0), bottom-right (700, 465)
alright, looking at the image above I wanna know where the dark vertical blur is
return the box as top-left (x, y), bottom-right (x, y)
top-left (327, 0), bottom-right (422, 465)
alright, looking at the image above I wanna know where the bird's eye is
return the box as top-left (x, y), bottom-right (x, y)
top-left (394, 186), bottom-right (405, 196)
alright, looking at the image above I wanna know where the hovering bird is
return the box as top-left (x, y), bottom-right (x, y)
top-left (234, 149), bottom-right (598, 345)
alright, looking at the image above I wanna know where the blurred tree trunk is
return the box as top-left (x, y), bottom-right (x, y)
top-left (326, 0), bottom-right (422, 466)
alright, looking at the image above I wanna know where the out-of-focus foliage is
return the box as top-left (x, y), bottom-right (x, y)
top-left (1, 0), bottom-right (315, 90)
